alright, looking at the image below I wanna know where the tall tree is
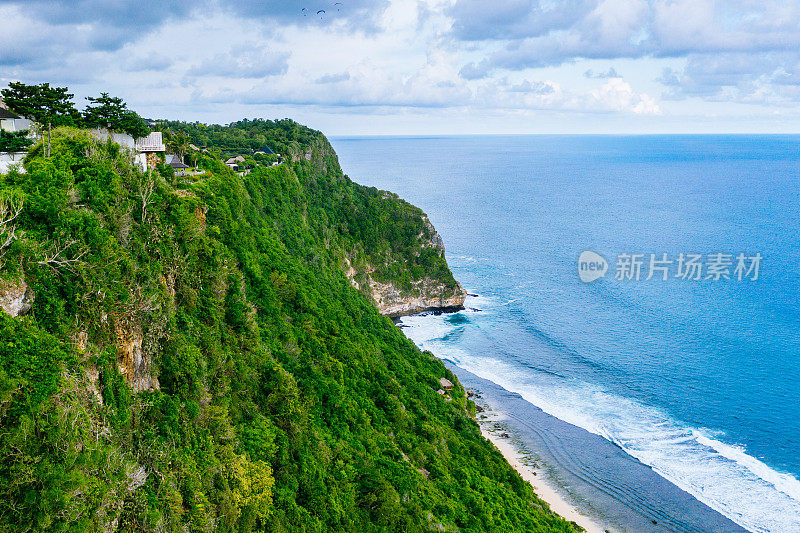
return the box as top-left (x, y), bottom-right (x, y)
top-left (1, 82), bottom-right (80, 157)
top-left (0, 130), bottom-right (34, 153)
top-left (83, 93), bottom-right (149, 138)
top-left (82, 93), bottom-right (127, 131)
top-left (164, 129), bottom-right (190, 162)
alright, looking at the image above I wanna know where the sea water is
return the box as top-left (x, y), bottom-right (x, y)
top-left (330, 135), bottom-right (800, 532)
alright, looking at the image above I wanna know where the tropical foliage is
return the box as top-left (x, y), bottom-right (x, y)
top-left (1, 83), bottom-right (149, 141)
top-left (0, 122), bottom-right (578, 532)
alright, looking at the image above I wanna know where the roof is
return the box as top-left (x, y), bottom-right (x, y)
top-left (257, 145), bottom-right (275, 154)
top-left (225, 155), bottom-right (245, 164)
top-left (0, 108), bottom-right (21, 120)
top-left (169, 159), bottom-right (190, 169)
top-left (439, 377), bottom-right (454, 389)
top-left (135, 132), bottom-right (165, 152)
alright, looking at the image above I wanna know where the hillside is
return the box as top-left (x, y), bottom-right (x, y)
top-left (0, 123), bottom-right (577, 532)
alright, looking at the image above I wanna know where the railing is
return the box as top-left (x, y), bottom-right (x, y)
top-left (135, 132), bottom-right (165, 152)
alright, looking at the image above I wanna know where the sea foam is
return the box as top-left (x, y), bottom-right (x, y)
top-left (400, 296), bottom-right (800, 533)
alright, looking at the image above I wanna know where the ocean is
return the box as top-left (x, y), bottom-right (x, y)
top-left (329, 135), bottom-right (800, 533)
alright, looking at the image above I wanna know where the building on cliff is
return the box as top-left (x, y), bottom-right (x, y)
top-left (0, 106), bottom-right (32, 133)
top-left (134, 131), bottom-right (166, 171)
top-left (88, 129), bottom-right (165, 172)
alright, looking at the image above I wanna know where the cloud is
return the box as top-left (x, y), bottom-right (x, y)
top-left (590, 78), bottom-right (660, 114)
top-left (205, 48), bottom-right (472, 108)
top-left (187, 44), bottom-right (289, 79)
top-left (448, 0), bottom-right (597, 41)
top-left (126, 53), bottom-right (173, 72)
top-left (0, 0), bottom-right (199, 52)
top-left (449, 1), bottom-right (800, 73)
top-left (475, 76), bottom-right (660, 115)
top-left (658, 51), bottom-right (800, 104)
top-left (585, 67), bottom-right (620, 79)
top-left (316, 72), bottom-right (351, 84)
top-left (220, 0), bottom-right (391, 32)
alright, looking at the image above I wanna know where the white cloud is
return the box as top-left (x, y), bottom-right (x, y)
top-left (3, 0), bottom-right (800, 132)
top-left (590, 78), bottom-right (661, 114)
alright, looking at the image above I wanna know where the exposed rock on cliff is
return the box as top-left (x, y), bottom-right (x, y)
top-left (346, 215), bottom-right (466, 317)
top-left (0, 277), bottom-right (33, 317)
top-left (368, 274), bottom-right (466, 317)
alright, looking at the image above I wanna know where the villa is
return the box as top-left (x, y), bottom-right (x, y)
top-left (0, 98), bottom-right (32, 133)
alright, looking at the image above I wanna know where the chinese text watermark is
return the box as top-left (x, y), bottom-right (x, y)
top-left (578, 251), bottom-right (762, 283)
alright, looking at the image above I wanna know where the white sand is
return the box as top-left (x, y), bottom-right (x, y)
top-left (479, 424), bottom-right (608, 533)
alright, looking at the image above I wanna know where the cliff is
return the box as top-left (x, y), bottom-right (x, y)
top-left (345, 213), bottom-right (466, 316)
top-left (0, 122), bottom-right (577, 533)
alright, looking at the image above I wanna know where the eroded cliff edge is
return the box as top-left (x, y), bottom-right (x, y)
top-left (289, 132), bottom-right (467, 318)
top-left (344, 212), bottom-right (466, 317)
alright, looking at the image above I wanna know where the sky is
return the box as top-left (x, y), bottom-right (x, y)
top-left (2, 0), bottom-right (800, 135)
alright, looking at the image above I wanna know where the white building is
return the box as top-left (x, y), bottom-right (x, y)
top-left (0, 107), bottom-right (33, 133)
top-left (90, 129), bottom-right (165, 172)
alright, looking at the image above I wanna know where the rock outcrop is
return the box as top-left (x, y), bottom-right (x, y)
top-left (368, 276), bottom-right (466, 317)
top-left (346, 216), bottom-right (466, 317)
top-left (0, 277), bottom-right (33, 317)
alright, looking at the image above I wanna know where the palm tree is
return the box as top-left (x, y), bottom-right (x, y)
top-left (164, 130), bottom-right (191, 164)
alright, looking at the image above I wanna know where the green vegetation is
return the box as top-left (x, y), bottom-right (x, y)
top-left (0, 130), bottom-right (33, 153)
top-left (82, 92), bottom-right (150, 139)
top-left (1, 83), bottom-right (149, 149)
top-left (0, 121), bottom-right (578, 532)
top-left (154, 118), bottom-right (314, 158)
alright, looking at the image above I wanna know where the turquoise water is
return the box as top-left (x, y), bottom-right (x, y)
top-left (331, 135), bottom-right (800, 532)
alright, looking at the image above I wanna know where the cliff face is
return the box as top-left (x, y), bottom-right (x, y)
top-left (0, 123), bottom-right (577, 533)
top-left (346, 215), bottom-right (466, 317)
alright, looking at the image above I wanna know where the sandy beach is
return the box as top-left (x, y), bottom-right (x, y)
top-left (448, 362), bottom-right (748, 533)
top-left (477, 411), bottom-right (608, 533)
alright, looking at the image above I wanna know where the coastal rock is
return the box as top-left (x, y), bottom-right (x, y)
top-left (368, 276), bottom-right (466, 317)
top-left (0, 277), bottom-right (33, 317)
top-left (346, 215), bottom-right (466, 317)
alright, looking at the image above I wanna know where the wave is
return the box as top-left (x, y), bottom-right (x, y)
top-left (399, 302), bottom-right (800, 533)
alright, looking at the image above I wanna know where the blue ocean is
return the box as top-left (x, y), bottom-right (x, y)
top-left (331, 135), bottom-right (800, 532)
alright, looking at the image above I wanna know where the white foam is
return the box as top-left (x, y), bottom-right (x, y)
top-left (399, 311), bottom-right (800, 533)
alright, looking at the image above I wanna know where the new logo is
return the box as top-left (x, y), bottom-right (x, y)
top-left (578, 251), bottom-right (608, 283)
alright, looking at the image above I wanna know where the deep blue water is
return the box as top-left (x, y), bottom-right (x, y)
top-left (330, 135), bottom-right (800, 532)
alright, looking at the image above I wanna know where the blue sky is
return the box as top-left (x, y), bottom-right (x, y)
top-left (2, 0), bottom-right (800, 134)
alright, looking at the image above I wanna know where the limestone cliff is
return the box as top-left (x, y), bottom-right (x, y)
top-left (346, 214), bottom-right (467, 317)
top-left (0, 276), bottom-right (33, 317)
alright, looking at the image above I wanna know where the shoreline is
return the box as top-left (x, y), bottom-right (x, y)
top-left (477, 416), bottom-right (608, 532)
top-left (442, 361), bottom-right (749, 533)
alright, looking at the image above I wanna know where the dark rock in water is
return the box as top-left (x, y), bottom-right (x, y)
top-left (467, 390), bottom-right (474, 397)
top-left (467, 293), bottom-right (479, 297)
top-left (475, 404), bottom-right (484, 413)
top-left (430, 305), bottom-right (466, 315)
top-left (500, 433), bottom-right (510, 438)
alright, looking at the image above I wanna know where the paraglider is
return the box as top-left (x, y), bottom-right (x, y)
top-left (334, 2), bottom-right (342, 10)
top-left (301, 7), bottom-right (307, 16)
top-left (317, 9), bottom-right (326, 15)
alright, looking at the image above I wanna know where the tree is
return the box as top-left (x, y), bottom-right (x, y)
top-left (118, 111), bottom-right (149, 139)
top-left (0, 130), bottom-right (33, 153)
top-left (1, 82), bottom-right (80, 157)
top-left (164, 129), bottom-right (190, 162)
top-left (83, 92), bottom-right (149, 138)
